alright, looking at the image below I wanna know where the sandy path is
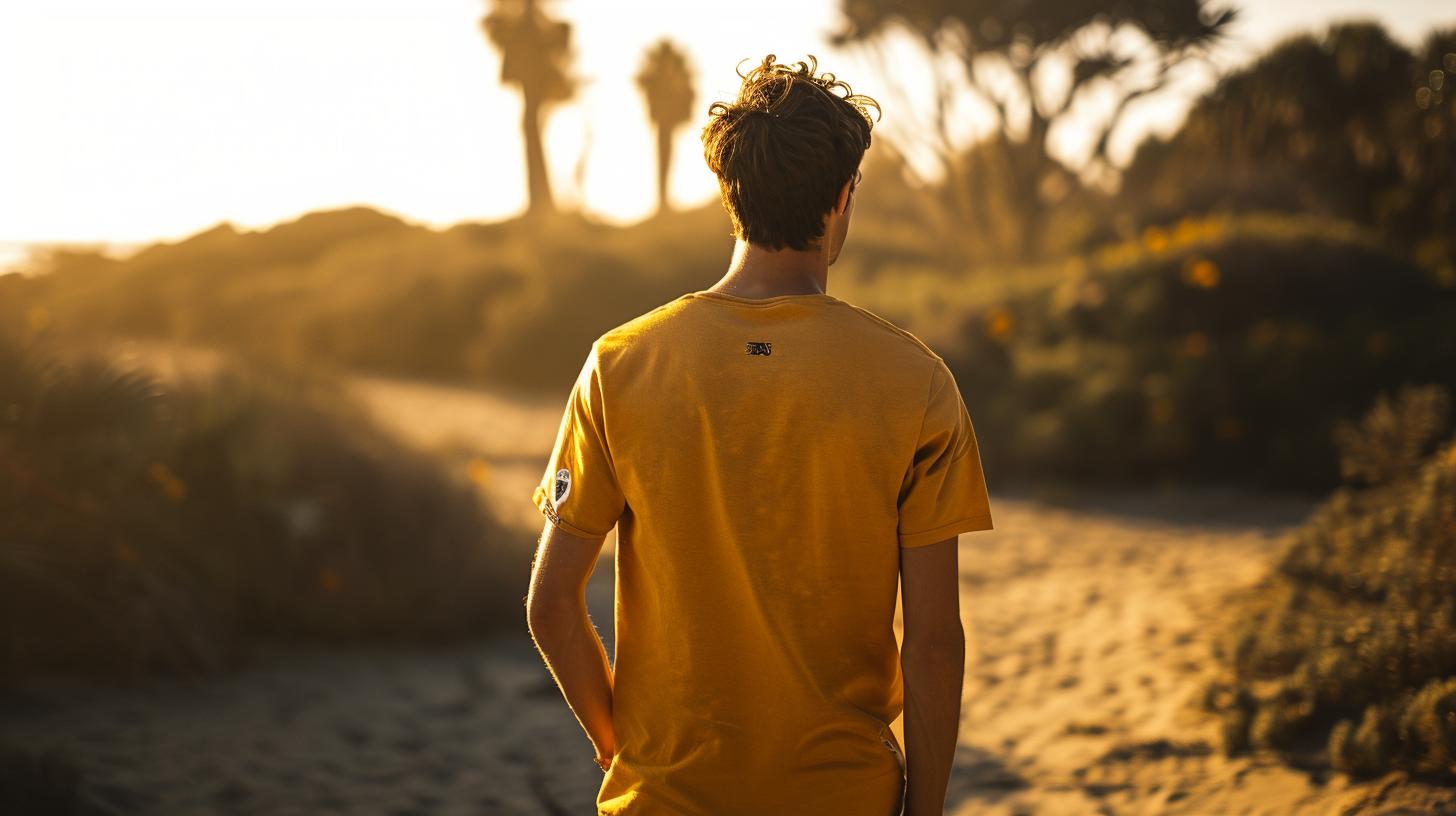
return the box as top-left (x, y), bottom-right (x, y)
top-left (4, 377), bottom-right (1452, 816)
top-left (947, 494), bottom-right (1456, 816)
top-left (1, 642), bottom-right (605, 815)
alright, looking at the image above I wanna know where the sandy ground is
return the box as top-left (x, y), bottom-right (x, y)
top-left (3, 376), bottom-right (1453, 816)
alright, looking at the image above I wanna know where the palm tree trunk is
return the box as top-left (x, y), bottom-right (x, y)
top-left (522, 95), bottom-right (554, 216)
top-left (655, 124), bottom-right (673, 214)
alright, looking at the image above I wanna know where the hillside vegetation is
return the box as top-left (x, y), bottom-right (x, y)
top-left (12, 202), bottom-right (1453, 491)
top-left (1211, 386), bottom-right (1456, 778)
top-left (0, 320), bottom-right (529, 674)
top-left (16, 206), bottom-right (731, 392)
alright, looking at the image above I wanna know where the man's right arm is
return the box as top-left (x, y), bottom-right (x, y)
top-left (899, 536), bottom-right (965, 816)
top-left (526, 520), bottom-right (616, 769)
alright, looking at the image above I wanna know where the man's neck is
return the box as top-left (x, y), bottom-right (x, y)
top-left (708, 239), bottom-right (829, 299)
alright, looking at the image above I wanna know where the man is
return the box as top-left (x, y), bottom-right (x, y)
top-left (527, 55), bottom-right (992, 816)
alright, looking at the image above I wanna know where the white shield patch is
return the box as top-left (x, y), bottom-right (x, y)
top-left (553, 468), bottom-right (571, 506)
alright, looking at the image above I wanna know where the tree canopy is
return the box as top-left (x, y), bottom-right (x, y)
top-left (837, 0), bottom-right (1233, 169)
top-left (836, 0), bottom-right (1233, 262)
top-left (1119, 23), bottom-right (1455, 277)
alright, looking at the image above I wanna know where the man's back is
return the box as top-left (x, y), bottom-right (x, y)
top-left (535, 290), bottom-right (992, 815)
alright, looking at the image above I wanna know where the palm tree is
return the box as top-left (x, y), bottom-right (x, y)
top-left (482, 0), bottom-right (575, 217)
top-left (636, 40), bottom-right (695, 215)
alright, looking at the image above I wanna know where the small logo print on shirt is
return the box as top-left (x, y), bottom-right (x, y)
top-left (746, 342), bottom-right (772, 356)
top-left (553, 469), bottom-right (571, 505)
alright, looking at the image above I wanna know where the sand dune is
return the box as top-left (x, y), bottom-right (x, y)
top-left (3, 378), bottom-right (1452, 815)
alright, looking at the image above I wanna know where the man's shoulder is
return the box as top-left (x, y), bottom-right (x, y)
top-left (834, 301), bottom-right (944, 365)
top-left (592, 294), bottom-right (698, 357)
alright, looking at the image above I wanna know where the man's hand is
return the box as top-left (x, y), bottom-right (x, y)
top-left (899, 536), bottom-right (965, 816)
top-left (526, 521), bottom-right (616, 768)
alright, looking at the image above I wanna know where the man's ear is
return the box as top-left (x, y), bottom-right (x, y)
top-left (833, 177), bottom-right (853, 216)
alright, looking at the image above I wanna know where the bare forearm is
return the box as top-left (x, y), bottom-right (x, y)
top-left (900, 635), bottom-right (965, 816)
top-left (530, 601), bottom-right (615, 761)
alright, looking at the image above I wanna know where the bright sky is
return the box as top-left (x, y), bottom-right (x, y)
top-left (0, 0), bottom-right (1452, 255)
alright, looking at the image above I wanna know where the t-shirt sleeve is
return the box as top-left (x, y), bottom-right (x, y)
top-left (532, 345), bottom-right (626, 539)
top-left (897, 361), bottom-right (993, 547)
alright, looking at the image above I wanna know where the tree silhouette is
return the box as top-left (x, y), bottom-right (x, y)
top-left (636, 40), bottom-right (696, 215)
top-left (482, 0), bottom-right (575, 217)
top-left (1116, 23), bottom-right (1456, 276)
top-left (836, 0), bottom-right (1233, 262)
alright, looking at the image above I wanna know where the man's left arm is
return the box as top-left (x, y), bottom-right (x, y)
top-left (526, 521), bottom-right (616, 770)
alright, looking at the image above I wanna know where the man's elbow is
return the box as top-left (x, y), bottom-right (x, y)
top-left (525, 588), bottom-right (575, 644)
top-left (901, 624), bottom-right (965, 666)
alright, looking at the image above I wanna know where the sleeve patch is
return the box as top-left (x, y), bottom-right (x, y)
top-left (553, 468), bottom-right (572, 506)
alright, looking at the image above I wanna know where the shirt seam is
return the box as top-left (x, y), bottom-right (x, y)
top-left (844, 303), bottom-right (944, 363)
top-left (533, 485), bottom-right (613, 539)
top-left (906, 363), bottom-right (944, 474)
top-left (587, 342), bottom-right (624, 491)
top-left (896, 363), bottom-right (942, 512)
top-left (685, 291), bottom-right (840, 309)
top-left (899, 514), bottom-right (995, 547)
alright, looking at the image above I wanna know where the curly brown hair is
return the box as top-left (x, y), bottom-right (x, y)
top-left (701, 55), bottom-right (879, 252)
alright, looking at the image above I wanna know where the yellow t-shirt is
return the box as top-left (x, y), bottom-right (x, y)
top-left (534, 290), bottom-right (992, 816)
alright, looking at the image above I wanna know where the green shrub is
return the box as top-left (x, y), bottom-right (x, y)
top-left (0, 330), bottom-right (528, 673)
top-left (1210, 385), bottom-right (1456, 776)
top-left (941, 224), bottom-right (1456, 489)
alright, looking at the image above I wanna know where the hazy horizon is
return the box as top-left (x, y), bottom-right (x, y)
top-left (1, 0), bottom-right (1452, 255)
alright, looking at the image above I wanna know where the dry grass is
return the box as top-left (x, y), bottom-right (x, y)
top-left (13, 206), bottom-right (732, 394)
top-left (0, 327), bottom-right (530, 674)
